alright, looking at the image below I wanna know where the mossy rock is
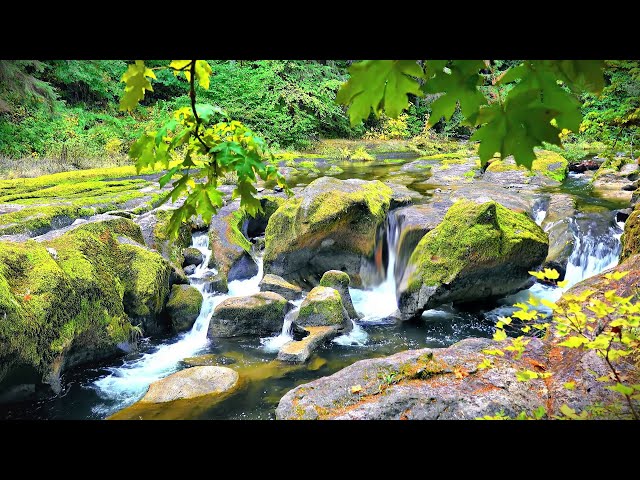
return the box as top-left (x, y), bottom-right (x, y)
top-left (485, 150), bottom-right (569, 183)
top-left (207, 201), bottom-right (257, 283)
top-left (258, 273), bottom-right (302, 301)
top-left (296, 286), bottom-right (351, 332)
top-left (136, 208), bottom-right (193, 268)
top-left (398, 200), bottom-right (548, 320)
top-left (264, 177), bottom-right (393, 287)
top-left (319, 270), bottom-right (359, 319)
top-left (0, 218), bottom-right (173, 393)
top-left (621, 204), bottom-right (640, 261)
top-left (166, 285), bottom-right (203, 333)
top-left (182, 247), bottom-right (204, 268)
top-left (208, 291), bottom-right (290, 338)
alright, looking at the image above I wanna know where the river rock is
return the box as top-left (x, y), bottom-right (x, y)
top-left (277, 325), bottom-right (341, 363)
top-left (482, 150), bottom-right (568, 188)
top-left (397, 200), bottom-right (548, 320)
top-left (184, 264), bottom-right (196, 276)
top-left (259, 273), bottom-right (302, 301)
top-left (165, 284), bottom-right (203, 333)
top-left (591, 160), bottom-right (639, 202)
top-left (139, 366), bottom-right (239, 403)
top-left (207, 201), bottom-right (257, 283)
top-left (135, 207), bottom-right (192, 267)
top-left (319, 270), bottom-right (359, 319)
top-left (0, 218), bottom-right (173, 394)
top-left (295, 286), bottom-right (352, 332)
top-left (264, 177), bottom-right (393, 288)
top-left (208, 291), bottom-right (290, 337)
top-left (621, 203), bottom-right (640, 261)
top-left (182, 247), bottom-right (204, 267)
top-left (383, 182), bottom-right (423, 209)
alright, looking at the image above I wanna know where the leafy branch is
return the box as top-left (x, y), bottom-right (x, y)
top-left (118, 60), bottom-right (289, 238)
top-left (336, 60), bottom-right (606, 170)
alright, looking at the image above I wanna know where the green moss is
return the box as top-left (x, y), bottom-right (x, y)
top-left (325, 166), bottom-right (344, 175)
top-left (229, 209), bottom-right (252, 253)
top-left (350, 147), bottom-right (374, 161)
top-left (417, 153), bottom-right (468, 160)
top-left (297, 287), bottom-right (345, 326)
top-left (591, 156), bottom-right (634, 182)
top-left (0, 217), bottom-right (172, 382)
top-left (406, 200), bottom-right (548, 292)
top-left (486, 150), bottom-right (569, 182)
top-left (621, 205), bottom-right (640, 261)
top-left (319, 270), bottom-right (350, 289)
top-left (264, 179), bottom-right (393, 262)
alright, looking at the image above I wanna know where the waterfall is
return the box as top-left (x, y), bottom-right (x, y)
top-left (532, 198), bottom-right (548, 226)
top-left (260, 298), bottom-right (303, 352)
top-left (491, 214), bottom-right (626, 318)
top-left (348, 214), bottom-right (400, 324)
top-left (563, 217), bottom-right (625, 288)
top-left (92, 232), bottom-right (263, 413)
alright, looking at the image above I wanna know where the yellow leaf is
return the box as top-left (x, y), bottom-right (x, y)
top-left (350, 385), bottom-right (362, 394)
top-left (557, 279), bottom-right (569, 288)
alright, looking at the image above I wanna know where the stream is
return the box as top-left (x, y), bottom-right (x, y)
top-left (0, 158), bottom-right (630, 419)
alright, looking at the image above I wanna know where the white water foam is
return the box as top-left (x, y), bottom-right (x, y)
top-left (260, 298), bottom-right (304, 352)
top-left (92, 232), bottom-right (263, 413)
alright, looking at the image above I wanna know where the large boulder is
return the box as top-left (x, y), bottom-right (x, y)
top-left (135, 207), bottom-right (192, 267)
top-left (207, 201), bottom-right (257, 283)
top-left (259, 273), bottom-right (302, 301)
top-left (398, 200), bottom-right (548, 320)
top-left (207, 291), bottom-right (290, 338)
top-left (319, 270), bottom-right (359, 319)
top-left (264, 177), bottom-right (393, 287)
top-left (295, 286), bottom-right (351, 332)
top-left (0, 218), bottom-right (173, 394)
top-left (165, 285), bottom-right (203, 333)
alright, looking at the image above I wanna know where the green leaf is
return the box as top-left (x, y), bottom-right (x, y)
top-left (558, 336), bottom-right (588, 348)
top-left (606, 383), bottom-right (634, 396)
top-left (516, 370), bottom-right (539, 382)
top-left (564, 381), bottom-right (576, 390)
top-left (158, 166), bottom-right (181, 188)
top-left (194, 60), bottom-right (212, 89)
top-left (493, 329), bottom-right (507, 341)
top-left (424, 60), bottom-right (486, 126)
top-left (336, 60), bottom-right (424, 125)
top-left (533, 406), bottom-right (546, 419)
top-left (119, 60), bottom-right (156, 112)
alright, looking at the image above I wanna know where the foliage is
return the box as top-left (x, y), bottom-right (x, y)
top-left (337, 60), bottom-right (606, 169)
top-left (122, 60), bottom-right (290, 238)
top-left (480, 268), bottom-right (640, 420)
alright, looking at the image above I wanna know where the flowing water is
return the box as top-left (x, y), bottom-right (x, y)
top-left (0, 159), bottom-right (630, 419)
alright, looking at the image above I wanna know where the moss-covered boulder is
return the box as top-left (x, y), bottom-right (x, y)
top-left (621, 203), bottom-right (640, 261)
top-left (135, 207), bottom-right (192, 268)
top-left (319, 270), bottom-right (359, 319)
top-left (295, 286), bottom-right (351, 332)
top-left (398, 200), bottom-right (548, 320)
top-left (259, 273), bottom-right (302, 301)
top-left (166, 285), bottom-right (203, 333)
top-left (0, 218), bottom-right (173, 394)
top-left (182, 248), bottom-right (204, 268)
top-left (484, 150), bottom-right (569, 185)
top-left (207, 201), bottom-right (257, 283)
top-left (264, 177), bottom-right (393, 287)
top-left (208, 291), bottom-right (290, 338)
